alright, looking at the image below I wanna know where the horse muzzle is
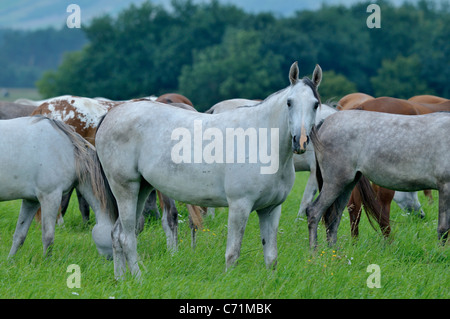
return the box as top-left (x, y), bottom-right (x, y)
top-left (293, 127), bottom-right (309, 154)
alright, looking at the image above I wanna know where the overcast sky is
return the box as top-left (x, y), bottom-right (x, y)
top-left (0, 0), bottom-right (421, 30)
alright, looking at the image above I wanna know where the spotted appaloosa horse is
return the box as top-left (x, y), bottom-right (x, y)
top-left (30, 94), bottom-right (204, 250)
top-left (31, 96), bottom-right (121, 223)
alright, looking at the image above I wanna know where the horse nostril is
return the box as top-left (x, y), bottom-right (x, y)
top-left (293, 135), bottom-right (298, 143)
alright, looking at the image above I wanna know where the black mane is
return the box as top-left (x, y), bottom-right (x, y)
top-left (302, 77), bottom-right (321, 105)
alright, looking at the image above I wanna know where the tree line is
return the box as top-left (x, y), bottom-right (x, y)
top-left (0, 27), bottom-right (86, 88)
top-left (20, 0), bottom-right (450, 111)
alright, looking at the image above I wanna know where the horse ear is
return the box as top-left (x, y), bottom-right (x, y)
top-left (289, 61), bottom-right (299, 85)
top-left (312, 64), bottom-right (322, 87)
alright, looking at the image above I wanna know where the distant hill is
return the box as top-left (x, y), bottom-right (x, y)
top-left (0, 0), bottom-right (149, 30)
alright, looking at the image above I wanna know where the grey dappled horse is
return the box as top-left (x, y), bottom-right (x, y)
top-left (308, 110), bottom-right (450, 249)
top-left (0, 116), bottom-right (116, 258)
top-left (96, 62), bottom-right (323, 279)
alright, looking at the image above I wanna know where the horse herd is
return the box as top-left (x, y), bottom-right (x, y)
top-left (0, 62), bottom-right (448, 280)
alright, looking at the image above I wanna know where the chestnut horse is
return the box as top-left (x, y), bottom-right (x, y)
top-left (337, 93), bottom-right (374, 110)
top-left (345, 96), bottom-right (449, 237)
top-left (156, 93), bottom-right (194, 106)
top-left (408, 94), bottom-right (448, 104)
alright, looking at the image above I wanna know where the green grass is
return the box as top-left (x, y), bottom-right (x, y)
top-left (0, 172), bottom-right (448, 299)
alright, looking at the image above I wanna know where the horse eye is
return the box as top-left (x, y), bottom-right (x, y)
top-left (287, 99), bottom-right (292, 107)
top-left (314, 102), bottom-right (319, 109)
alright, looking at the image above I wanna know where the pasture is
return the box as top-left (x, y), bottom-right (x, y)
top-left (0, 88), bottom-right (41, 103)
top-left (0, 171), bottom-right (448, 299)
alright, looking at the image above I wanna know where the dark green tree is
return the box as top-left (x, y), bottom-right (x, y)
top-left (178, 29), bottom-right (284, 110)
top-left (370, 55), bottom-right (433, 98)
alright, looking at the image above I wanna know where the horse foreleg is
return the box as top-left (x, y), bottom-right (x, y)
top-left (348, 188), bottom-right (362, 238)
top-left (257, 204), bottom-right (282, 269)
top-left (424, 189), bottom-right (434, 204)
top-left (374, 186), bottom-right (393, 237)
top-left (225, 199), bottom-right (252, 270)
top-left (187, 204), bottom-right (204, 250)
top-left (8, 199), bottom-right (41, 258)
top-left (437, 184), bottom-right (450, 244)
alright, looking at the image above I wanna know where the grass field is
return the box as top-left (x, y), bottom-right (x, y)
top-left (0, 87), bottom-right (42, 103)
top-left (0, 172), bottom-right (448, 299)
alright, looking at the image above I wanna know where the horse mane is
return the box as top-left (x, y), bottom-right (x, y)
top-left (302, 77), bottom-right (321, 105)
top-left (33, 116), bottom-right (118, 222)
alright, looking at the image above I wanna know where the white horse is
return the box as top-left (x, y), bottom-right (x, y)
top-left (208, 99), bottom-right (427, 221)
top-left (0, 116), bottom-right (116, 258)
top-left (96, 62), bottom-right (323, 279)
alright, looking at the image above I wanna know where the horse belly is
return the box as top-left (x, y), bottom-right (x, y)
top-left (361, 157), bottom-right (438, 191)
top-left (141, 161), bottom-right (229, 207)
top-left (0, 177), bottom-right (36, 201)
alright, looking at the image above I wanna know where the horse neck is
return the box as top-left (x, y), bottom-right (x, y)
top-left (256, 88), bottom-right (293, 160)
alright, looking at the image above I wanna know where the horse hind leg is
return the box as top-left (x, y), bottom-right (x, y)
top-left (437, 183), bottom-right (450, 243)
top-left (110, 180), bottom-right (143, 280)
top-left (8, 199), bottom-right (41, 258)
top-left (307, 185), bottom-right (346, 251)
top-left (157, 191), bottom-right (179, 253)
top-left (324, 182), bottom-right (359, 246)
top-left (39, 191), bottom-right (63, 257)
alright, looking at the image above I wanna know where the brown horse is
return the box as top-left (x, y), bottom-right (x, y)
top-left (337, 92), bottom-right (374, 110)
top-left (408, 94), bottom-right (448, 104)
top-left (344, 96), bottom-right (447, 237)
top-left (156, 93), bottom-right (194, 106)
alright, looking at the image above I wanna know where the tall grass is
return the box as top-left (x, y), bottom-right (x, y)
top-left (0, 172), bottom-right (448, 299)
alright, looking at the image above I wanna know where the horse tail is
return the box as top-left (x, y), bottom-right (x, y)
top-left (310, 125), bottom-right (324, 192)
top-left (37, 116), bottom-right (119, 223)
top-left (356, 175), bottom-right (389, 234)
top-left (186, 205), bottom-right (204, 230)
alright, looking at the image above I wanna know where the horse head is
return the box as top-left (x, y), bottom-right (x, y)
top-left (286, 62), bottom-right (322, 154)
